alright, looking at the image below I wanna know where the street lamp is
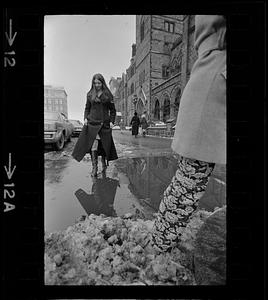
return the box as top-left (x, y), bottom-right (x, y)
top-left (132, 94), bottom-right (138, 111)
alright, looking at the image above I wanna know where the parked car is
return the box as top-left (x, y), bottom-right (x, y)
top-left (112, 125), bottom-right (121, 130)
top-left (44, 111), bottom-right (74, 150)
top-left (69, 119), bottom-right (83, 137)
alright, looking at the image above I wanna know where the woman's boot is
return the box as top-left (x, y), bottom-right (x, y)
top-left (91, 151), bottom-right (98, 177)
top-left (101, 156), bottom-right (107, 173)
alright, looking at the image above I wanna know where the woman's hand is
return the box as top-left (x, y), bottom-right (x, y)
top-left (84, 119), bottom-right (88, 125)
top-left (110, 122), bottom-right (114, 128)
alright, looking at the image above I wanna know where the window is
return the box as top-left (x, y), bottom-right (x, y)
top-left (48, 99), bottom-right (52, 104)
top-left (163, 42), bottom-right (170, 54)
top-left (131, 82), bottom-right (134, 94)
top-left (48, 105), bottom-right (52, 111)
top-left (140, 20), bottom-right (145, 42)
top-left (154, 99), bottom-right (160, 120)
top-left (55, 99), bottom-right (58, 104)
top-left (162, 65), bottom-right (170, 79)
top-left (139, 70), bottom-right (145, 86)
top-left (164, 21), bottom-right (174, 33)
top-left (163, 96), bottom-right (170, 122)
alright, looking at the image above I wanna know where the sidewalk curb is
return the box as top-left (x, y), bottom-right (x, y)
top-left (118, 130), bottom-right (174, 140)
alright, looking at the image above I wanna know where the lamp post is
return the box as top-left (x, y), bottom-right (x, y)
top-left (132, 94), bottom-right (138, 112)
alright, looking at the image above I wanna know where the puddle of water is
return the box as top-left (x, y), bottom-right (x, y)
top-left (115, 156), bottom-right (226, 213)
top-left (45, 158), bottom-right (146, 233)
top-left (45, 154), bottom-right (226, 233)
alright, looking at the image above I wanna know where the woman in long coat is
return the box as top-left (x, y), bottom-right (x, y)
top-left (130, 112), bottom-right (140, 137)
top-left (72, 74), bottom-right (118, 176)
top-left (150, 15), bottom-right (226, 252)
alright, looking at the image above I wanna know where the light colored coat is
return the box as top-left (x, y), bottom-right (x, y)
top-left (171, 15), bottom-right (226, 164)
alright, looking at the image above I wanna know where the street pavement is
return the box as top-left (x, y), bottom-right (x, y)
top-left (112, 129), bottom-right (173, 158)
top-left (44, 131), bottom-right (176, 233)
top-left (44, 129), bottom-right (226, 234)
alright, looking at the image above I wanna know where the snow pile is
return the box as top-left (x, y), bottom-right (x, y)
top-left (45, 210), bottom-right (212, 285)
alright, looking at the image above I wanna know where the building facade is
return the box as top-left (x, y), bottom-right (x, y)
top-left (151, 15), bottom-right (197, 122)
top-left (134, 15), bottom-right (184, 119)
top-left (126, 44), bottom-right (137, 125)
top-left (117, 72), bottom-right (128, 125)
top-left (44, 85), bottom-right (68, 118)
top-left (111, 15), bottom-right (197, 126)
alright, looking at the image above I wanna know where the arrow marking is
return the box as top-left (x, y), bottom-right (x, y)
top-left (5, 19), bottom-right (17, 47)
top-left (4, 153), bottom-right (16, 180)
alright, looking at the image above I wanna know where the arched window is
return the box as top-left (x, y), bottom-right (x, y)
top-left (162, 65), bottom-right (170, 79)
top-left (131, 82), bottom-right (134, 94)
top-left (140, 20), bottom-right (145, 42)
top-left (154, 99), bottom-right (160, 120)
top-left (163, 95), bottom-right (170, 122)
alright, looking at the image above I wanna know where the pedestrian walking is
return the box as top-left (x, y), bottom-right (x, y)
top-left (72, 73), bottom-right (118, 177)
top-left (130, 112), bottom-right (140, 138)
top-left (140, 111), bottom-right (149, 137)
top-left (149, 15), bottom-right (226, 252)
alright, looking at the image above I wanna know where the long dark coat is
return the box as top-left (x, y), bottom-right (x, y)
top-left (130, 115), bottom-right (140, 136)
top-left (171, 15), bottom-right (226, 164)
top-left (72, 91), bottom-right (118, 162)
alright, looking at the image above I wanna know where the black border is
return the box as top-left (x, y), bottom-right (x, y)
top-left (1, 2), bottom-right (266, 300)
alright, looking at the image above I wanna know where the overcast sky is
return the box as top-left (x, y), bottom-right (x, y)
top-left (44, 15), bottom-right (136, 121)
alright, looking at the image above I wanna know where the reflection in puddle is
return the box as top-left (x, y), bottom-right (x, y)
top-left (45, 154), bottom-right (226, 233)
top-left (115, 155), bottom-right (226, 212)
top-left (115, 156), bottom-right (179, 211)
top-left (75, 174), bottom-right (119, 217)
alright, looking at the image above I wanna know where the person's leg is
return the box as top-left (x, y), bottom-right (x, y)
top-left (101, 156), bottom-right (107, 173)
top-left (91, 139), bottom-right (99, 177)
top-left (151, 155), bottom-right (215, 252)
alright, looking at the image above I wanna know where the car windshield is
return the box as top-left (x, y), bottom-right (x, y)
top-left (45, 112), bottom-right (60, 120)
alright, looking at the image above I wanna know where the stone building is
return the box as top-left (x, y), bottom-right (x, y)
top-left (133, 15), bottom-right (184, 119)
top-left (126, 43), bottom-right (137, 124)
top-left (112, 15), bottom-right (197, 125)
top-left (117, 72), bottom-right (128, 125)
top-left (44, 85), bottom-right (68, 118)
top-left (151, 15), bottom-right (197, 122)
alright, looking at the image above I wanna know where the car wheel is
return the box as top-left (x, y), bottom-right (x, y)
top-left (54, 133), bottom-right (65, 150)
